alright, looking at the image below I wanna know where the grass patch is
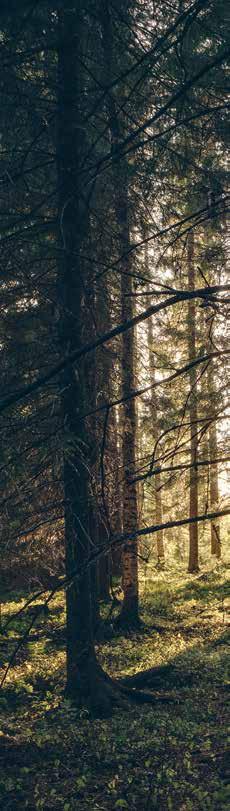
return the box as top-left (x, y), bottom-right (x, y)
top-left (0, 565), bottom-right (229, 810)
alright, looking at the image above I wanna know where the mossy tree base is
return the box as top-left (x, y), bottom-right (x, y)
top-left (115, 610), bottom-right (141, 632)
top-left (65, 658), bottom-right (175, 716)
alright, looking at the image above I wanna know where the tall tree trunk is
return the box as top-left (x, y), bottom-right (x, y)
top-left (187, 230), bottom-right (199, 573)
top-left (209, 422), bottom-right (221, 558)
top-left (96, 279), bottom-right (112, 600)
top-left (100, 0), bottom-right (139, 626)
top-left (110, 407), bottom-right (123, 577)
top-left (208, 364), bottom-right (221, 557)
top-left (145, 242), bottom-right (165, 565)
top-left (120, 242), bottom-right (139, 624)
top-left (147, 323), bottom-right (165, 565)
top-left (57, 2), bottom-right (109, 711)
top-left (87, 283), bottom-right (101, 629)
top-left (57, 1), bottom-right (143, 712)
top-left (135, 377), bottom-right (144, 527)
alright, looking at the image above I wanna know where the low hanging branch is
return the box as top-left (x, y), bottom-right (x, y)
top-left (0, 287), bottom-right (229, 415)
top-left (100, 509), bottom-right (230, 565)
top-left (94, 197), bottom-right (229, 280)
top-left (2, 507), bottom-right (229, 637)
top-left (133, 455), bottom-right (230, 483)
top-left (85, 349), bottom-right (230, 418)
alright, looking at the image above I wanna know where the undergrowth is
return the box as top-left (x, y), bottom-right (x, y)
top-left (0, 565), bottom-right (229, 810)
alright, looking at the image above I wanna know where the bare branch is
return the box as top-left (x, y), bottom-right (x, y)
top-left (0, 288), bottom-right (229, 415)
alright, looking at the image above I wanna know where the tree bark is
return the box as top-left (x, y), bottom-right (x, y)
top-left (110, 407), bottom-right (123, 577)
top-left (100, 0), bottom-right (139, 626)
top-left (58, 1), bottom-right (94, 699)
top-left (57, 1), bottom-right (114, 711)
top-left (97, 512), bottom-right (111, 600)
top-left (87, 295), bottom-right (101, 629)
top-left (187, 231), bottom-right (199, 572)
top-left (96, 278), bottom-right (112, 600)
top-left (147, 325), bottom-right (165, 565)
top-left (208, 364), bottom-right (221, 557)
top-left (145, 240), bottom-right (165, 565)
top-left (120, 237), bottom-right (139, 625)
top-left (57, 1), bottom-right (146, 712)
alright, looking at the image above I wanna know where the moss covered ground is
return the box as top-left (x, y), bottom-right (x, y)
top-left (0, 565), bottom-right (229, 810)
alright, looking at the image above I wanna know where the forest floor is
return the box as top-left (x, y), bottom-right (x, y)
top-left (0, 564), bottom-right (229, 811)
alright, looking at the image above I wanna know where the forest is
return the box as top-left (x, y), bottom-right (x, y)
top-left (0, 1), bottom-right (229, 809)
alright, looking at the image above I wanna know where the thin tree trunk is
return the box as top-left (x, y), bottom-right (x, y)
top-left (135, 381), bottom-right (144, 527)
top-left (97, 279), bottom-right (112, 600)
top-left (120, 253), bottom-right (139, 624)
top-left (97, 513), bottom-right (111, 600)
top-left (145, 245), bottom-right (165, 565)
top-left (110, 408), bottom-right (122, 577)
top-left (209, 422), bottom-right (221, 558)
top-left (87, 289), bottom-right (101, 629)
top-left (208, 363), bottom-right (221, 557)
top-left (187, 230), bottom-right (199, 573)
top-left (148, 351), bottom-right (165, 565)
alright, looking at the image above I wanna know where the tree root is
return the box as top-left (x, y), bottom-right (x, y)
top-left (116, 683), bottom-right (176, 704)
top-left (67, 661), bottom-right (177, 716)
top-left (114, 613), bottom-right (142, 632)
top-left (119, 663), bottom-right (176, 689)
